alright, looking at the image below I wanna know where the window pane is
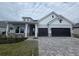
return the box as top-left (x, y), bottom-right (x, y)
top-left (20, 27), bottom-right (24, 33)
top-left (16, 27), bottom-right (19, 33)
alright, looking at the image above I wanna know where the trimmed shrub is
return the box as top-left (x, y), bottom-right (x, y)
top-left (0, 36), bottom-right (27, 44)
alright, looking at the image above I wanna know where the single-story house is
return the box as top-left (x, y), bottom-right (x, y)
top-left (0, 11), bottom-right (74, 38)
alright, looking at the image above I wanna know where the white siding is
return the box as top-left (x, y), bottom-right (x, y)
top-left (49, 18), bottom-right (72, 28)
top-left (39, 13), bottom-right (57, 25)
top-left (9, 29), bottom-right (15, 33)
top-left (49, 24), bottom-right (71, 28)
top-left (38, 17), bottom-right (72, 28)
top-left (0, 27), bottom-right (6, 32)
top-left (50, 18), bottom-right (71, 25)
top-left (38, 24), bottom-right (48, 28)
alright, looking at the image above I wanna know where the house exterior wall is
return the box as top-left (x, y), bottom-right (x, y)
top-left (0, 23), bottom-right (26, 37)
top-left (38, 13), bottom-right (72, 37)
top-left (0, 22), bottom-right (7, 35)
top-left (38, 24), bottom-right (48, 28)
top-left (9, 24), bottom-right (25, 33)
top-left (38, 14), bottom-right (72, 27)
top-left (51, 18), bottom-right (71, 24)
top-left (9, 24), bottom-right (15, 33)
top-left (38, 12), bottom-right (72, 28)
top-left (49, 24), bottom-right (71, 28)
top-left (0, 27), bottom-right (6, 35)
top-left (39, 13), bottom-right (57, 25)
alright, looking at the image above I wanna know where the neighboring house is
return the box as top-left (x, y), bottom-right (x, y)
top-left (0, 11), bottom-right (74, 38)
top-left (73, 23), bottom-right (79, 28)
top-left (73, 23), bottom-right (79, 34)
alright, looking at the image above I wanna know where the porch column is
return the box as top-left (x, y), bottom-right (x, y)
top-left (35, 24), bottom-right (38, 38)
top-left (48, 25), bottom-right (51, 37)
top-left (6, 23), bottom-right (9, 37)
top-left (25, 24), bottom-right (28, 38)
top-left (70, 27), bottom-right (73, 37)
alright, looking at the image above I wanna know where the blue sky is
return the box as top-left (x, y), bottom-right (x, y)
top-left (0, 2), bottom-right (79, 23)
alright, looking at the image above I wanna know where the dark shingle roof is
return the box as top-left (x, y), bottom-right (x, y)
top-left (73, 23), bottom-right (79, 28)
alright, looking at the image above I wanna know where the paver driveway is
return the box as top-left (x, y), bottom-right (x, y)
top-left (38, 37), bottom-right (79, 56)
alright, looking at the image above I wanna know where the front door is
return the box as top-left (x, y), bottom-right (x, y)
top-left (29, 24), bottom-right (35, 36)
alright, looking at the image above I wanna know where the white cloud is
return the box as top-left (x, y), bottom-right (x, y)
top-left (0, 2), bottom-right (79, 23)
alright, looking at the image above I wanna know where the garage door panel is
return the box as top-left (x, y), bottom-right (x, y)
top-left (38, 28), bottom-right (48, 36)
top-left (51, 28), bottom-right (71, 37)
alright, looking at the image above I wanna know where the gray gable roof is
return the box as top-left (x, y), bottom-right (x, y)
top-left (38, 11), bottom-right (59, 22)
top-left (22, 17), bottom-right (34, 20)
top-left (0, 20), bottom-right (38, 24)
top-left (0, 16), bottom-right (38, 24)
top-left (38, 11), bottom-right (74, 26)
top-left (58, 15), bottom-right (74, 25)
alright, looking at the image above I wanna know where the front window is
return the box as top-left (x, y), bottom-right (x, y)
top-left (20, 27), bottom-right (24, 33)
top-left (15, 26), bottom-right (19, 33)
top-left (9, 27), bottom-right (14, 33)
top-left (15, 26), bottom-right (24, 33)
top-left (9, 27), bottom-right (13, 30)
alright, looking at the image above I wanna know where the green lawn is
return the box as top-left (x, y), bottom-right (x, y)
top-left (0, 40), bottom-right (38, 56)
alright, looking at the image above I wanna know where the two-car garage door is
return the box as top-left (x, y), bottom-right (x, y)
top-left (38, 28), bottom-right (71, 37)
top-left (51, 28), bottom-right (71, 37)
